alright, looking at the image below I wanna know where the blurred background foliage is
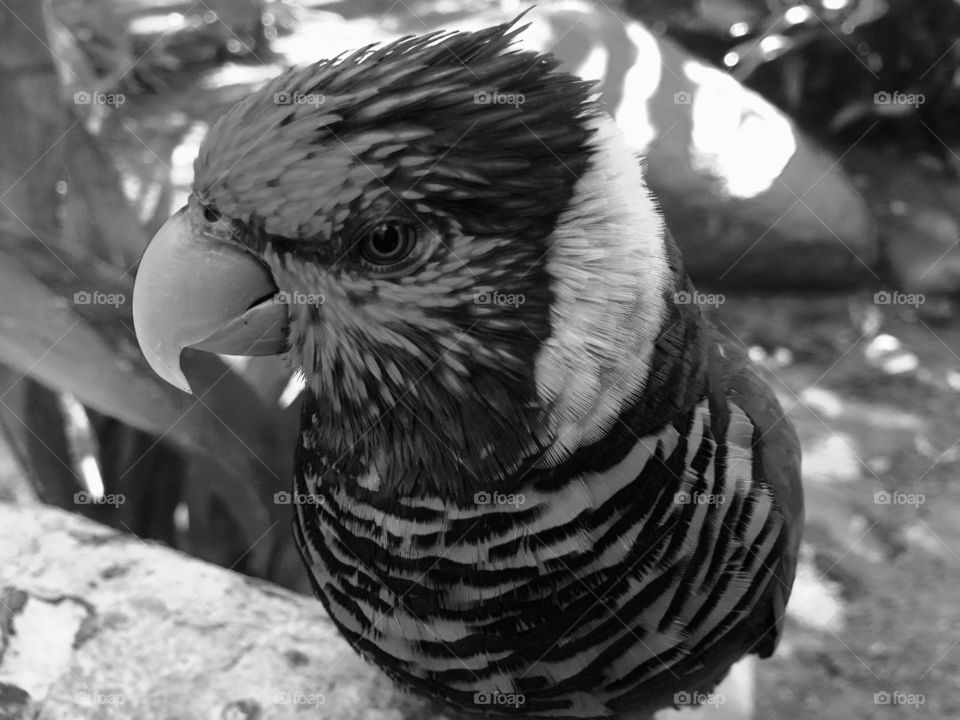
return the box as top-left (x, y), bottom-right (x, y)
top-left (628, 0), bottom-right (960, 147)
top-left (1, 2), bottom-right (960, 715)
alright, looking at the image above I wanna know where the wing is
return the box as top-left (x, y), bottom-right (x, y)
top-left (709, 326), bottom-right (804, 658)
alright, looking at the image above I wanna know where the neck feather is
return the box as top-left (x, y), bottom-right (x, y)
top-left (533, 114), bottom-right (671, 465)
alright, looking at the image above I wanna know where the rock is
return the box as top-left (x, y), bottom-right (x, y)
top-left (0, 502), bottom-right (450, 720)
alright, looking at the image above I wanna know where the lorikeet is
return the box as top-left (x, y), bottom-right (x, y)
top-left (133, 18), bottom-right (803, 720)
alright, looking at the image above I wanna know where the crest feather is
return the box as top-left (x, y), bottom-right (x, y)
top-left (194, 14), bottom-right (601, 242)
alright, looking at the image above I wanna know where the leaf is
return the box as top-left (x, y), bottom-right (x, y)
top-left (0, 229), bottom-right (288, 573)
top-left (63, 118), bottom-right (148, 269)
top-left (0, 368), bottom-right (78, 508)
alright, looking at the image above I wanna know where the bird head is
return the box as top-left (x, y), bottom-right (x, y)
top-left (133, 17), bottom-right (670, 499)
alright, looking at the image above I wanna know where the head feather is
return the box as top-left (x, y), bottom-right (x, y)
top-left (194, 16), bottom-right (601, 243)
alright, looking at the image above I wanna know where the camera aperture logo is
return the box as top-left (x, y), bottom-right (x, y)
top-left (873, 490), bottom-right (925, 508)
top-left (274, 490), bottom-right (325, 506)
top-left (275, 290), bottom-right (325, 307)
top-left (473, 691), bottom-right (525, 709)
top-left (874, 690), bottom-right (925, 707)
top-left (673, 90), bottom-right (693, 105)
top-left (874, 91), bottom-right (925, 109)
top-left (274, 91), bottom-right (325, 107)
top-left (474, 490), bottom-right (525, 508)
top-left (674, 691), bottom-right (725, 707)
top-left (74, 491), bottom-right (125, 507)
top-left (75, 690), bottom-right (126, 706)
top-left (674, 490), bottom-right (726, 506)
top-left (74, 91), bottom-right (125, 107)
top-left (473, 288), bottom-right (525, 308)
top-left (275, 691), bottom-right (326, 706)
top-left (74, 290), bottom-right (126, 308)
top-left (673, 290), bottom-right (725, 308)
top-left (874, 290), bottom-right (924, 308)
top-left (474, 90), bottom-right (525, 108)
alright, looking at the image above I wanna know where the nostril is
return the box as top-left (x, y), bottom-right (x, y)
top-left (202, 204), bottom-right (221, 223)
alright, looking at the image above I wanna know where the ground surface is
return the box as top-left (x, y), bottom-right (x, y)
top-left (713, 294), bottom-right (960, 720)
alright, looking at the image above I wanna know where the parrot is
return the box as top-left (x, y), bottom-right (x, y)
top-left (132, 16), bottom-right (803, 720)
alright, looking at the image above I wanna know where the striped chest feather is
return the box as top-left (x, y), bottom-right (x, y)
top-left (293, 398), bottom-right (783, 719)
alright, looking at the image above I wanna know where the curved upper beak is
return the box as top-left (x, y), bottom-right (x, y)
top-left (132, 206), bottom-right (289, 393)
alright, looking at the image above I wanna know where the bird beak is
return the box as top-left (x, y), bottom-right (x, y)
top-left (132, 205), bottom-right (289, 393)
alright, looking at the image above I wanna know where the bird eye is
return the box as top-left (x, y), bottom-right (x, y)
top-left (359, 223), bottom-right (417, 268)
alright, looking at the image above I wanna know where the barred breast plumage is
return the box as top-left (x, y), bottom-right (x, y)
top-left (293, 281), bottom-right (801, 719)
